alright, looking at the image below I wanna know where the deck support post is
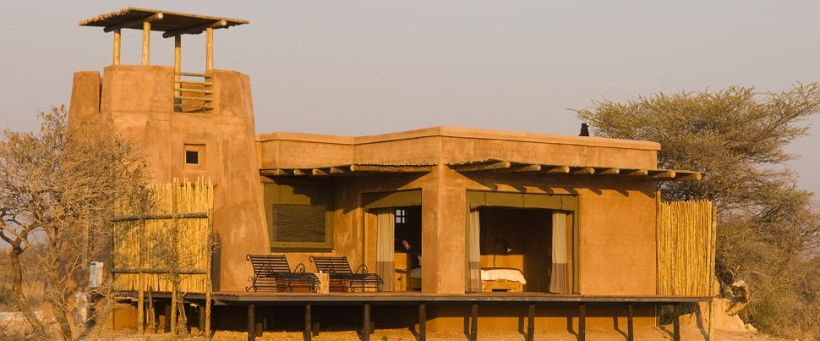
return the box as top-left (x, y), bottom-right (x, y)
top-left (418, 303), bottom-right (426, 341)
top-left (672, 303), bottom-right (681, 341)
top-left (304, 304), bottom-right (311, 341)
top-left (627, 303), bottom-right (634, 341)
top-left (527, 304), bottom-right (535, 341)
top-left (247, 304), bottom-right (255, 341)
top-left (362, 303), bottom-right (371, 341)
top-left (578, 303), bottom-right (586, 341)
top-left (470, 303), bottom-right (478, 341)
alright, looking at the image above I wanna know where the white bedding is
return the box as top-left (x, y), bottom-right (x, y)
top-left (480, 268), bottom-right (527, 284)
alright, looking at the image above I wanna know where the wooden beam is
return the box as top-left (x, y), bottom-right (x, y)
top-left (627, 304), bottom-right (634, 341)
top-left (571, 167), bottom-right (595, 175)
top-left (104, 13), bottom-right (163, 32)
top-left (470, 303), bottom-right (478, 341)
top-left (205, 27), bottom-right (214, 71)
top-left (292, 169), bottom-right (307, 176)
top-left (362, 303), bottom-right (371, 341)
top-left (673, 303), bottom-right (681, 341)
top-left (304, 304), bottom-right (311, 341)
top-left (141, 20), bottom-right (151, 65)
top-left (247, 304), bottom-right (255, 341)
top-left (349, 164), bottom-right (433, 173)
top-left (112, 29), bottom-right (121, 65)
top-left (174, 35), bottom-right (181, 109)
top-left (311, 168), bottom-right (329, 176)
top-left (542, 165), bottom-right (570, 174)
top-left (329, 167), bottom-right (350, 175)
top-left (162, 20), bottom-right (227, 38)
top-left (527, 304), bottom-right (535, 341)
top-left (260, 169), bottom-right (287, 177)
top-left (578, 303), bottom-right (586, 341)
top-left (594, 168), bottom-right (620, 176)
top-left (418, 303), bottom-right (426, 341)
top-left (498, 164), bottom-right (541, 173)
top-left (648, 170), bottom-right (676, 180)
top-left (675, 171), bottom-right (703, 181)
top-left (450, 160), bottom-right (511, 172)
top-left (622, 169), bottom-right (649, 177)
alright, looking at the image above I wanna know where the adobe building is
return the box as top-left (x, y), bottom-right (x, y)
top-left (70, 8), bottom-right (715, 341)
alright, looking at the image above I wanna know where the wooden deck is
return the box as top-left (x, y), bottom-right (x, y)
top-left (210, 291), bottom-right (710, 303)
top-left (120, 291), bottom-right (708, 341)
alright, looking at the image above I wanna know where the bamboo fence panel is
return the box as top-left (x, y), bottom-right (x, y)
top-left (111, 178), bottom-right (214, 293)
top-left (657, 200), bottom-right (716, 296)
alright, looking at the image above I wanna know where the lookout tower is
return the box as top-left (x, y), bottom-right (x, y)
top-left (70, 8), bottom-right (270, 291)
top-left (79, 8), bottom-right (249, 113)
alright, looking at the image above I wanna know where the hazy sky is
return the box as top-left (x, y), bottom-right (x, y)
top-left (0, 1), bottom-right (817, 195)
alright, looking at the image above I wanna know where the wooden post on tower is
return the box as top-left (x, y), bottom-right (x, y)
top-left (205, 27), bottom-right (214, 71)
top-left (113, 29), bottom-right (121, 65)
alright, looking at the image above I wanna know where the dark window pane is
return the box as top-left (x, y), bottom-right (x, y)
top-left (272, 204), bottom-right (326, 242)
top-left (185, 150), bottom-right (199, 164)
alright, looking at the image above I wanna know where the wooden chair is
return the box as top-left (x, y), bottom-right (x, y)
top-left (246, 254), bottom-right (319, 292)
top-left (309, 256), bottom-right (383, 292)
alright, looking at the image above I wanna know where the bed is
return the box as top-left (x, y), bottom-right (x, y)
top-left (480, 268), bottom-right (526, 293)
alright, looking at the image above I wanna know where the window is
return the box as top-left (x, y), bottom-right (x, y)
top-left (185, 150), bottom-right (199, 164)
top-left (184, 144), bottom-right (206, 170)
top-left (395, 209), bottom-right (407, 224)
top-left (264, 182), bottom-right (334, 251)
top-left (272, 204), bottom-right (327, 242)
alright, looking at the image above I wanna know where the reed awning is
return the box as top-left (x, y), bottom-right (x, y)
top-left (79, 7), bottom-right (249, 35)
top-left (260, 163), bottom-right (436, 177)
top-left (447, 159), bottom-right (703, 181)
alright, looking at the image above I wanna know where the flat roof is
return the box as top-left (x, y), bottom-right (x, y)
top-left (257, 126), bottom-right (661, 151)
top-left (79, 7), bottom-right (248, 34)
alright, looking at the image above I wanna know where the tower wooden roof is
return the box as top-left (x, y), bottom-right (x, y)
top-left (79, 8), bottom-right (248, 36)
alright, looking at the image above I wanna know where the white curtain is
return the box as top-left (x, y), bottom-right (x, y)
top-left (468, 209), bottom-right (482, 292)
top-left (550, 211), bottom-right (570, 294)
top-left (376, 210), bottom-right (395, 291)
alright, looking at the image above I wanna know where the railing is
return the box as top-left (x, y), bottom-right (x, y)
top-left (174, 72), bottom-right (214, 113)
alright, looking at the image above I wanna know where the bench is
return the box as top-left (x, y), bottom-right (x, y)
top-left (309, 256), bottom-right (383, 292)
top-left (246, 254), bottom-right (319, 292)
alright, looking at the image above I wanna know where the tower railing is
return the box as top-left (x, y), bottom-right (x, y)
top-left (174, 72), bottom-right (213, 113)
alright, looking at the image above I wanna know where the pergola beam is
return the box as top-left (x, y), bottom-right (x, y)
top-left (104, 13), bottom-right (164, 32)
top-left (162, 20), bottom-right (227, 38)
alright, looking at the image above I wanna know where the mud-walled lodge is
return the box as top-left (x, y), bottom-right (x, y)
top-left (71, 8), bottom-right (716, 341)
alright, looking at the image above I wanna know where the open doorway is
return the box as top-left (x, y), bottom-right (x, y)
top-left (373, 206), bottom-right (422, 291)
top-left (470, 207), bottom-right (572, 293)
top-left (393, 207), bottom-right (422, 291)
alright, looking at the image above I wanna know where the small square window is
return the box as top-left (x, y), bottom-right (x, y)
top-left (184, 144), bottom-right (206, 170)
top-left (185, 150), bottom-right (199, 164)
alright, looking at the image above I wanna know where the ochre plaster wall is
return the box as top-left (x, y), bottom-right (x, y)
top-left (69, 65), bottom-right (269, 292)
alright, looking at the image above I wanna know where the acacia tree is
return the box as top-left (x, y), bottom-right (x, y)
top-left (0, 107), bottom-right (146, 340)
top-left (576, 84), bottom-right (820, 338)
